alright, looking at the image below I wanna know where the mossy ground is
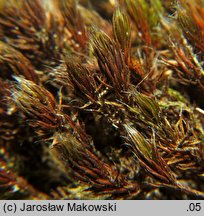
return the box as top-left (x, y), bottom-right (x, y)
top-left (0, 0), bottom-right (204, 199)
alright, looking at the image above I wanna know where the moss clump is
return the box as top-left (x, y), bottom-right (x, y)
top-left (0, 0), bottom-right (204, 199)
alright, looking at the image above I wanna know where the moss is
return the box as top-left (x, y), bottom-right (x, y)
top-left (0, 0), bottom-right (204, 199)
